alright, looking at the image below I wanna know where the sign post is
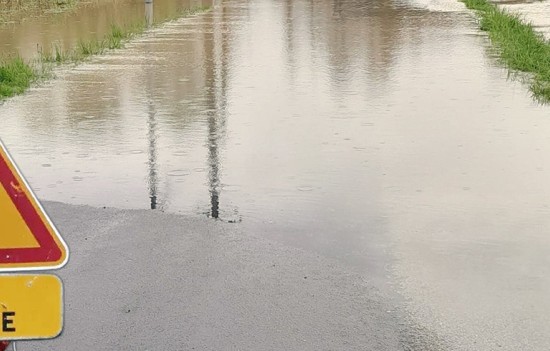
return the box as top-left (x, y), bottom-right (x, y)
top-left (0, 139), bottom-right (69, 346)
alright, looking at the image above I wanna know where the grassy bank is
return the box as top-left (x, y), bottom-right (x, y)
top-left (0, 5), bottom-right (210, 99)
top-left (39, 22), bottom-right (145, 63)
top-left (463, 0), bottom-right (550, 102)
top-left (0, 57), bottom-right (36, 97)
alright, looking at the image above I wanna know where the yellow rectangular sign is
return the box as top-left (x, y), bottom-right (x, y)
top-left (0, 275), bottom-right (63, 340)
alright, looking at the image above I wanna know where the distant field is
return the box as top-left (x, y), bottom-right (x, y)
top-left (0, 0), bottom-right (77, 23)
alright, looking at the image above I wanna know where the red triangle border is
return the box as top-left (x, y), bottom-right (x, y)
top-left (0, 154), bottom-right (62, 264)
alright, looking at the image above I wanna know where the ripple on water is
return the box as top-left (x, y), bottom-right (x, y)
top-left (173, 150), bottom-right (187, 157)
top-left (167, 169), bottom-right (191, 177)
top-left (221, 184), bottom-right (241, 192)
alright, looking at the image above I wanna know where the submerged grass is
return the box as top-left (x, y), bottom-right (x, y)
top-left (39, 5), bottom-right (210, 64)
top-left (0, 5), bottom-right (211, 99)
top-left (463, 0), bottom-right (550, 102)
top-left (40, 23), bottom-right (145, 63)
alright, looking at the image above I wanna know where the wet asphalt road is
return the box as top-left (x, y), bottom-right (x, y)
top-left (16, 201), bottom-right (442, 351)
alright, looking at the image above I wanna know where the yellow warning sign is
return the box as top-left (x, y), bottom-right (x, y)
top-left (0, 140), bottom-right (68, 271)
top-left (0, 275), bottom-right (63, 340)
top-left (0, 182), bottom-right (40, 248)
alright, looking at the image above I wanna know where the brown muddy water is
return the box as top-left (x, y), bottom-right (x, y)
top-left (0, 0), bottom-right (207, 59)
top-left (2, 0), bottom-right (550, 349)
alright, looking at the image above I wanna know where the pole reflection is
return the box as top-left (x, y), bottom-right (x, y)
top-left (204, 5), bottom-right (228, 219)
top-left (145, 1), bottom-right (154, 27)
top-left (147, 100), bottom-right (159, 210)
top-left (145, 0), bottom-right (159, 210)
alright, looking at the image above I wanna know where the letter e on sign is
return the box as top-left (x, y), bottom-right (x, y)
top-left (0, 275), bottom-right (63, 340)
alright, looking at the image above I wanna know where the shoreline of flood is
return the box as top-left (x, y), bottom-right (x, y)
top-left (463, 0), bottom-right (550, 102)
top-left (0, 3), bottom-right (211, 99)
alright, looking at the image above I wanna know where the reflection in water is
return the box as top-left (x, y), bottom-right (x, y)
top-left (207, 112), bottom-right (220, 218)
top-left (204, 4), bottom-right (229, 219)
top-left (146, 2), bottom-right (158, 210)
top-left (145, 2), bottom-right (154, 28)
top-left (147, 100), bottom-right (159, 210)
top-left (205, 24), bottom-right (220, 219)
top-left (145, 20), bottom-right (159, 210)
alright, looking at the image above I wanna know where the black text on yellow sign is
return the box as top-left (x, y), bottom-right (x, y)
top-left (0, 275), bottom-right (63, 340)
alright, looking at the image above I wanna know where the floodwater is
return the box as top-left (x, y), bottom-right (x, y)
top-left (0, 0), bottom-right (207, 60)
top-left (2, 0), bottom-right (550, 349)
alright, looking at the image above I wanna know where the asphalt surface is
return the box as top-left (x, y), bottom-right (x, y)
top-left (14, 201), bottom-right (439, 351)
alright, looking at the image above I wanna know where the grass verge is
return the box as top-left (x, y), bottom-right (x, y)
top-left (0, 57), bottom-right (37, 98)
top-left (0, 5), bottom-right (211, 99)
top-left (463, 0), bottom-right (550, 102)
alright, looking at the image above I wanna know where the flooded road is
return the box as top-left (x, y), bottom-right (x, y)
top-left (2, 0), bottom-right (550, 349)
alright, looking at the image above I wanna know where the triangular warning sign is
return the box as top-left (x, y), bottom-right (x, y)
top-left (0, 140), bottom-right (68, 272)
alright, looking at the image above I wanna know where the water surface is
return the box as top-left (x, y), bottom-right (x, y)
top-left (0, 0), bottom-right (208, 59)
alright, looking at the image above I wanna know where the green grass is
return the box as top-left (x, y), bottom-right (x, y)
top-left (40, 23), bottom-right (144, 63)
top-left (77, 39), bottom-right (104, 56)
top-left (463, 0), bottom-right (550, 102)
top-left (176, 5), bottom-right (212, 20)
top-left (107, 24), bottom-right (125, 49)
top-left (39, 5), bottom-right (211, 64)
top-left (0, 57), bottom-right (36, 98)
